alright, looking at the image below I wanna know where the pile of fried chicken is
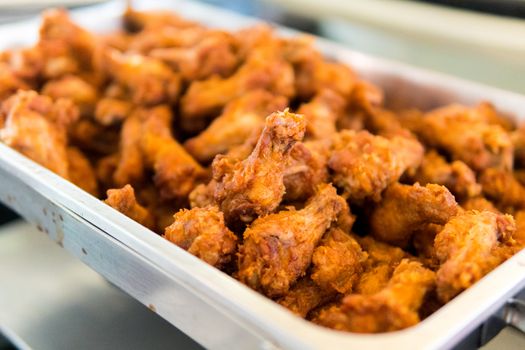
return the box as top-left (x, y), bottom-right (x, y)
top-left (1, 6), bottom-right (524, 334)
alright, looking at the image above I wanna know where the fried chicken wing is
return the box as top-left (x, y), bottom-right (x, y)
top-left (214, 110), bottom-right (306, 226)
top-left (0, 90), bottom-right (79, 178)
top-left (311, 228), bottom-right (367, 294)
top-left (113, 112), bottom-right (145, 187)
top-left (278, 278), bottom-right (334, 318)
top-left (94, 97), bottom-right (133, 126)
top-left (417, 104), bottom-right (513, 171)
top-left (328, 130), bottom-right (423, 203)
top-left (41, 75), bottom-right (98, 116)
top-left (104, 49), bottom-right (181, 106)
top-left (435, 210), bottom-right (517, 302)
top-left (237, 183), bottom-right (346, 297)
top-left (164, 206), bottom-right (237, 269)
top-left (480, 168), bottom-right (525, 211)
top-left (184, 90), bottom-right (288, 163)
top-left (104, 184), bottom-right (155, 230)
top-left (139, 105), bottom-right (205, 199)
top-left (412, 150), bottom-right (481, 200)
top-left (297, 89), bottom-right (346, 140)
top-left (369, 183), bottom-right (458, 247)
top-left (316, 260), bottom-right (435, 333)
top-left (66, 146), bottom-right (98, 196)
top-left (180, 42), bottom-right (295, 127)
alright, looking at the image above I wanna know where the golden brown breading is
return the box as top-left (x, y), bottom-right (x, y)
top-left (103, 49), bottom-right (181, 106)
top-left (283, 140), bottom-right (330, 202)
top-left (316, 260), bottom-right (435, 333)
top-left (412, 150), bottom-right (481, 200)
top-left (369, 183), bottom-right (459, 247)
top-left (150, 32), bottom-right (238, 81)
top-left (41, 75), bottom-right (98, 116)
top-left (480, 168), bottom-right (525, 211)
top-left (104, 184), bottom-right (155, 230)
top-left (417, 104), bottom-right (513, 171)
top-left (513, 210), bottom-right (525, 245)
top-left (461, 196), bottom-right (501, 214)
top-left (0, 63), bottom-right (30, 100)
top-left (297, 89), bottom-right (346, 140)
top-left (66, 146), bottom-right (98, 196)
top-left (69, 118), bottom-right (120, 155)
top-left (164, 206), bottom-right (237, 269)
top-left (311, 228), bottom-right (367, 294)
top-left (113, 113), bottom-right (144, 187)
top-left (184, 90), bottom-right (288, 163)
top-left (278, 278), bottom-right (334, 318)
top-left (94, 97), bottom-right (133, 126)
top-left (180, 41), bottom-right (295, 127)
top-left (237, 183), bottom-right (346, 297)
top-left (139, 105), bottom-right (205, 199)
top-left (435, 210), bottom-right (517, 302)
top-left (213, 110), bottom-right (306, 227)
top-left (328, 130), bottom-right (423, 203)
top-left (0, 90), bottom-right (79, 178)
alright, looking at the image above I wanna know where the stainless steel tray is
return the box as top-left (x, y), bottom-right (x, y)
top-left (1, 1), bottom-right (525, 349)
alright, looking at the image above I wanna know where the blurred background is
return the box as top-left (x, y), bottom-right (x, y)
top-left (1, 0), bottom-right (525, 349)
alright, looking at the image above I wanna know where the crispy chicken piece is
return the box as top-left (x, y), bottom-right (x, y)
top-left (237, 183), bottom-right (346, 297)
top-left (150, 32), bottom-right (238, 81)
top-left (69, 118), bottom-right (120, 155)
top-left (104, 184), bottom-right (155, 230)
top-left (311, 228), bottom-right (367, 294)
top-left (184, 90), bottom-right (288, 163)
top-left (41, 75), bottom-right (98, 116)
top-left (328, 130), bottom-right (423, 203)
top-left (513, 210), bottom-right (525, 245)
top-left (164, 206), bottom-right (237, 269)
top-left (369, 183), bottom-right (459, 247)
top-left (113, 113), bottom-right (145, 187)
top-left (412, 150), bottom-right (481, 200)
top-left (417, 104), bottom-right (513, 171)
top-left (278, 278), bottom-right (334, 318)
top-left (180, 42), bottom-right (295, 127)
top-left (139, 105), bottom-right (205, 199)
top-left (412, 223), bottom-right (443, 269)
top-left (96, 153), bottom-right (119, 191)
top-left (297, 89), bottom-right (346, 140)
top-left (461, 196), bottom-right (501, 214)
top-left (480, 168), bottom-right (525, 211)
top-left (0, 90), bottom-right (79, 178)
top-left (104, 50), bottom-right (181, 106)
top-left (0, 63), bottom-right (30, 100)
top-left (94, 97), bottom-right (133, 126)
top-left (435, 210), bottom-right (517, 302)
top-left (66, 146), bottom-right (98, 196)
top-left (476, 101), bottom-right (515, 131)
top-left (316, 260), bottom-right (435, 333)
top-left (283, 140), bottom-right (330, 202)
top-left (214, 110), bottom-right (306, 226)
top-left (38, 9), bottom-right (97, 79)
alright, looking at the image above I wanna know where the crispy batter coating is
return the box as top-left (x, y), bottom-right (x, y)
top-left (369, 183), bottom-right (459, 247)
top-left (461, 196), bottom-right (501, 214)
top-left (237, 183), bottom-right (346, 297)
top-left (104, 184), bottom-right (155, 230)
top-left (69, 118), bottom-right (120, 155)
top-left (94, 97), bottom-right (133, 126)
top-left (297, 89), bottom-right (346, 140)
top-left (66, 146), bottom-right (98, 196)
top-left (164, 206), bottom-right (237, 268)
top-left (139, 105), bottom-right (205, 199)
top-left (514, 210), bottom-right (525, 245)
top-left (311, 228), bottom-right (367, 294)
top-left (0, 90), bottom-right (79, 178)
top-left (184, 90), bottom-right (288, 163)
top-left (41, 75), bottom-right (98, 116)
top-left (278, 278), bottom-right (334, 318)
top-left (480, 168), bottom-right (525, 211)
top-left (214, 110), bottom-right (306, 226)
top-left (435, 210), bottom-right (517, 302)
top-left (113, 113), bottom-right (144, 187)
top-left (316, 260), bottom-right (435, 333)
top-left (180, 41), bottom-right (295, 125)
top-left (328, 130), bottom-right (423, 203)
top-left (417, 104), bottom-right (513, 171)
top-left (412, 150), bottom-right (481, 200)
top-left (104, 49), bottom-right (181, 106)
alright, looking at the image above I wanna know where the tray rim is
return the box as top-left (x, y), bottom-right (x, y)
top-left (1, 1), bottom-right (525, 349)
